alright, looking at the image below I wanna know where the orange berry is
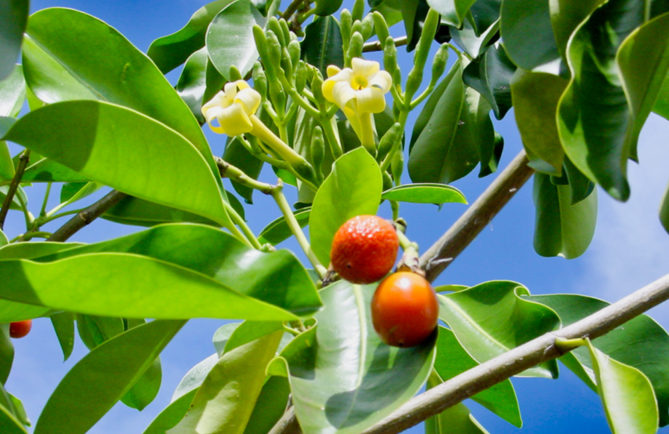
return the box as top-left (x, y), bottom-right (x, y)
top-left (9, 320), bottom-right (32, 339)
top-left (371, 272), bottom-right (438, 347)
top-left (330, 215), bottom-right (399, 284)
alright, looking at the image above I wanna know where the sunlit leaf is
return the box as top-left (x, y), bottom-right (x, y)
top-left (309, 148), bottom-right (383, 265)
top-left (0, 328), bottom-right (13, 385)
top-left (144, 390), bottom-right (197, 434)
top-left (0, 65), bottom-right (25, 118)
top-left (271, 280), bottom-right (436, 433)
top-left (35, 320), bottom-right (184, 433)
top-left (438, 281), bottom-right (560, 378)
top-left (428, 0), bottom-right (477, 27)
top-left (0, 0), bottom-right (28, 80)
top-left (382, 183), bottom-right (467, 205)
top-left (102, 196), bottom-right (218, 228)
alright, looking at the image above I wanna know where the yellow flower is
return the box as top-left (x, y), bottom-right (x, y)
top-left (202, 80), bottom-right (261, 136)
top-left (322, 58), bottom-right (392, 152)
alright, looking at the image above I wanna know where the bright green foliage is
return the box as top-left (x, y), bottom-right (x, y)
top-left (0, 0), bottom-right (28, 80)
top-left (381, 183), bottom-right (467, 205)
top-left (427, 0), bottom-right (477, 28)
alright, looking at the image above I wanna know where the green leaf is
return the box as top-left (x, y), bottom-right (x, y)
top-left (222, 321), bottom-right (283, 353)
top-left (22, 8), bottom-right (216, 177)
top-left (0, 0), bottom-right (28, 80)
top-left (102, 196), bottom-right (218, 227)
top-left (527, 294), bottom-right (669, 426)
top-left (532, 172), bottom-right (597, 258)
top-left (438, 281), bottom-right (560, 378)
top-left (176, 47), bottom-right (225, 124)
top-left (510, 69), bottom-right (567, 175)
top-left (3, 101), bottom-right (233, 229)
top-left (450, 17), bottom-right (500, 59)
top-left (458, 86), bottom-right (498, 178)
top-left (206, 0), bottom-right (267, 80)
top-left (0, 384), bottom-right (28, 433)
top-left (0, 231), bottom-right (6, 247)
top-left (408, 61), bottom-right (469, 183)
top-left (35, 320), bottom-right (185, 434)
top-left (661, 182), bottom-right (669, 233)
top-left (0, 300), bottom-right (48, 323)
top-left (20, 153), bottom-right (89, 184)
top-left (148, 0), bottom-right (236, 73)
top-left (273, 280), bottom-right (436, 433)
top-left (467, 0), bottom-right (501, 35)
top-left (0, 328), bottom-right (13, 385)
top-left (224, 137), bottom-right (264, 204)
top-left (0, 403), bottom-right (26, 434)
top-left (0, 185), bottom-right (27, 211)
top-left (586, 340), bottom-right (659, 434)
top-left (243, 375), bottom-right (290, 434)
top-left (309, 148), bottom-right (383, 265)
top-left (432, 327), bottom-right (521, 427)
top-left (169, 330), bottom-right (282, 434)
top-left (549, 0), bottom-right (606, 58)
top-left (34, 223), bottom-right (321, 317)
top-left (212, 323), bottom-right (242, 356)
top-left (144, 389), bottom-right (198, 434)
top-left (302, 16), bottom-right (344, 77)
top-left (653, 73), bottom-right (669, 120)
top-left (123, 354), bottom-right (162, 411)
top-left (50, 312), bottom-right (75, 361)
top-left (258, 207), bottom-right (311, 245)
top-left (400, 0), bottom-right (430, 51)
top-left (76, 315), bottom-right (125, 350)
top-left (425, 373), bottom-right (489, 434)
top-left (500, 0), bottom-right (559, 69)
top-left (427, 0), bottom-right (477, 28)
top-left (616, 12), bottom-right (669, 160)
top-left (463, 43), bottom-right (515, 120)
top-left (0, 65), bottom-right (25, 118)
top-left (59, 182), bottom-right (99, 204)
top-left (0, 241), bottom-right (82, 260)
top-left (556, 0), bottom-right (648, 201)
top-left (314, 0), bottom-right (344, 16)
top-left (382, 183), bottom-right (467, 205)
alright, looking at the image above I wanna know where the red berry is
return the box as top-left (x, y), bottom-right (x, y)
top-left (9, 320), bottom-right (32, 339)
top-left (330, 215), bottom-right (399, 284)
top-left (371, 272), bottom-right (438, 347)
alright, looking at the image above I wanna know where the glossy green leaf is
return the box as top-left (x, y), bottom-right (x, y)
top-left (527, 294), bottom-right (669, 426)
top-left (408, 61), bottom-right (469, 183)
top-left (549, 0), bottom-right (606, 58)
top-left (557, 0), bottom-right (647, 201)
top-left (314, 0), bottom-right (344, 15)
top-left (616, 12), bottom-right (669, 161)
top-left (309, 148), bottom-right (383, 265)
top-left (428, 0), bottom-right (477, 28)
top-left (0, 0), bottom-right (28, 80)
top-left (458, 86), bottom-right (498, 178)
top-left (20, 153), bottom-right (88, 184)
top-left (35, 320), bottom-right (184, 434)
top-left (425, 373), bottom-right (488, 434)
top-left (3, 101), bottom-right (233, 229)
top-left (433, 327), bottom-right (521, 427)
top-left (400, 0), bottom-right (430, 51)
top-left (500, 0), bottom-right (559, 69)
top-left (212, 323), bottom-right (242, 356)
top-left (148, 0), bottom-right (236, 73)
top-left (172, 354), bottom-right (219, 405)
top-left (0, 403), bottom-right (26, 434)
top-left (511, 69), bottom-right (567, 174)
top-left (223, 321), bottom-right (283, 353)
top-left (0, 327), bottom-right (13, 385)
top-left (450, 17), bottom-right (500, 59)
top-left (258, 207), bottom-right (310, 245)
top-left (176, 47), bottom-right (225, 124)
top-left (0, 241), bottom-right (82, 260)
top-left (50, 312), bottom-right (75, 361)
top-left (382, 183), bottom-right (467, 205)
top-left (653, 73), bottom-right (669, 120)
top-left (144, 389), bottom-right (198, 434)
top-left (59, 182), bottom-right (99, 204)
top-left (169, 330), bottom-right (282, 434)
top-left (206, 0), bottom-right (267, 80)
top-left (533, 173), bottom-right (597, 258)
top-left (0, 253), bottom-right (301, 320)
top-left (103, 196), bottom-right (218, 228)
top-left (76, 315), bottom-right (125, 350)
top-left (463, 43), bottom-right (516, 120)
top-left (22, 8), bottom-right (215, 175)
top-left (438, 281), bottom-right (560, 378)
top-left (271, 280), bottom-right (436, 433)
top-left (661, 182), bottom-right (669, 233)
top-left (302, 16), bottom-right (344, 77)
top-left (243, 375), bottom-right (290, 434)
top-left (123, 355), bottom-right (162, 411)
top-left (0, 300), bottom-right (48, 323)
top-left (0, 65), bottom-right (25, 117)
top-left (468, 0), bottom-right (502, 35)
top-left (35, 224), bottom-right (321, 317)
top-left (586, 340), bottom-right (659, 434)
top-left (0, 384), bottom-right (28, 433)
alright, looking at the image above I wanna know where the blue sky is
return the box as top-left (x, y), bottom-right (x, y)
top-left (4, 1), bottom-right (669, 432)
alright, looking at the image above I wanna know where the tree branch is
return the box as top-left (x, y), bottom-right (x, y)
top-left (362, 273), bottom-right (669, 433)
top-left (47, 190), bottom-right (126, 242)
top-left (0, 149), bottom-right (30, 230)
top-left (419, 149), bottom-right (533, 281)
top-left (363, 36), bottom-right (408, 53)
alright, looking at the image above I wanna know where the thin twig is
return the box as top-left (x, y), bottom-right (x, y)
top-left (47, 190), bottom-right (127, 242)
top-left (281, 0), bottom-right (308, 20)
top-left (363, 36), bottom-right (408, 52)
top-left (420, 150), bottom-right (533, 281)
top-left (0, 149), bottom-right (31, 230)
top-left (362, 273), bottom-right (669, 433)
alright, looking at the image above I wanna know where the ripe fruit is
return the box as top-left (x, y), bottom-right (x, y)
top-left (371, 272), bottom-right (438, 347)
top-left (9, 320), bottom-right (32, 339)
top-left (330, 215), bottom-right (399, 284)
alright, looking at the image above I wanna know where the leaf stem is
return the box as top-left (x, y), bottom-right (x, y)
top-left (271, 181), bottom-right (327, 278)
top-left (0, 149), bottom-right (30, 230)
top-left (39, 182), bottom-right (52, 218)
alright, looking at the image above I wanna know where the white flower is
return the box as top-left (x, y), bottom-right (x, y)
top-left (202, 80), bottom-right (261, 136)
top-left (322, 58), bottom-right (392, 116)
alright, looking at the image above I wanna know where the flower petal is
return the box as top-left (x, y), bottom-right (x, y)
top-left (369, 70), bottom-right (392, 93)
top-left (332, 81), bottom-right (357, 110)
top-left (351, 57), bottom-right (380, 77)
top-left (355, 87), bottom-right (387, 113)
top-left (214, 104), bottom-right (253, 136)
top-left (234, 87), bottom-right (261, 115)
top-left (326, 65), bottom-right (341, 78)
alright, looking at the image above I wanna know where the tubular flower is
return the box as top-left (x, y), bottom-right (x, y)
top-left (202, 80), bottom-right (261, 137)
top-left (322, 58), bottom-right (392, 151)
